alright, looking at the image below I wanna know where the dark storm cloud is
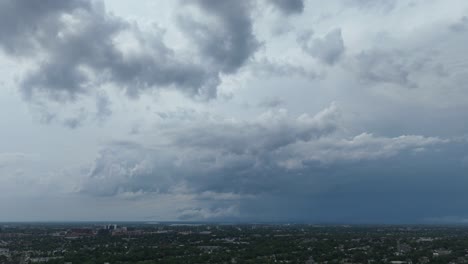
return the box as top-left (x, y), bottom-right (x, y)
top-left (79, 104), bottom-right (448, 220)
top-left (285, 143), bottom-right (468, 223)
top-left (81, 104), bottom-right (342, 197)
top-left (230, 140), bottom-right (468, 223)
top-left (178, 0), bottom-right (259, 74)
top-left (267, 0), bottom-right (305, 15)
top-left (298, 28), bottom-right (345, 65)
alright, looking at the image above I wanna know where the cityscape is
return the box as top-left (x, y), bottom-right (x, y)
top-left (1, 223), bottom-right (468, 263)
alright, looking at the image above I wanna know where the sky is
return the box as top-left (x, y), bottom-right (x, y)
top-left (0, 0), bottom-right (468, 223)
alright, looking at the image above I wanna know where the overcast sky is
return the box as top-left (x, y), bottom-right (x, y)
top-left (1, 0), bottom-right (468, 223)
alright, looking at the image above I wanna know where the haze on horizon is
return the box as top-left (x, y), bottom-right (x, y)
top-left (1, 0), bottom-right (468, 224)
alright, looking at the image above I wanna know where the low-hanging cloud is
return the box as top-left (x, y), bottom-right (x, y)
top-left (79, 103), bottom-right (447, 220)
top-left (81, 104), bottom-right (342, 196)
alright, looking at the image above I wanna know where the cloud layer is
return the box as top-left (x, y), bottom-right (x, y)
top-left (79, 104), bottom-right (448, 220)
top-left (1, 0), bottom-right (468, 222)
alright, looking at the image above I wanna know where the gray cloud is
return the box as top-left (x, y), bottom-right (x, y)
top-left (178, 0), bottom-right (259, 74)
top-left (20, 1), bottom-right (217, 101)
top-left (79, 104), bottom-right (447, 220)
top-left (298, 28), bottom-right (345, 65)
top-left (0, 0), bottom-right (91, 55)
top-left (267, 0), bottom-right (305, 15)
top-left (81, 141), bottom-right (177, 197)
top-left (344, 14), bottom-right (468, 96)
top-left (0, 0), bottom-right (229, 105)
top-left (352, 49), bottom-right (447, 88)
top-left (168, 104), bottom-right (341, 155)
top-left (354, 49), bottom-right (416, 87)
top-left (278, 133), bottom-right (446, 168)
top-left (0, 0), bottom-right (303, 126)
top-left (28, 100), bottom-right (91, 128)
top-left (82, 104), bottom-right (342, 197)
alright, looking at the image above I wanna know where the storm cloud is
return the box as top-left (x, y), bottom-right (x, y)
top-left (79, 104), bottom-right (448, 220)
